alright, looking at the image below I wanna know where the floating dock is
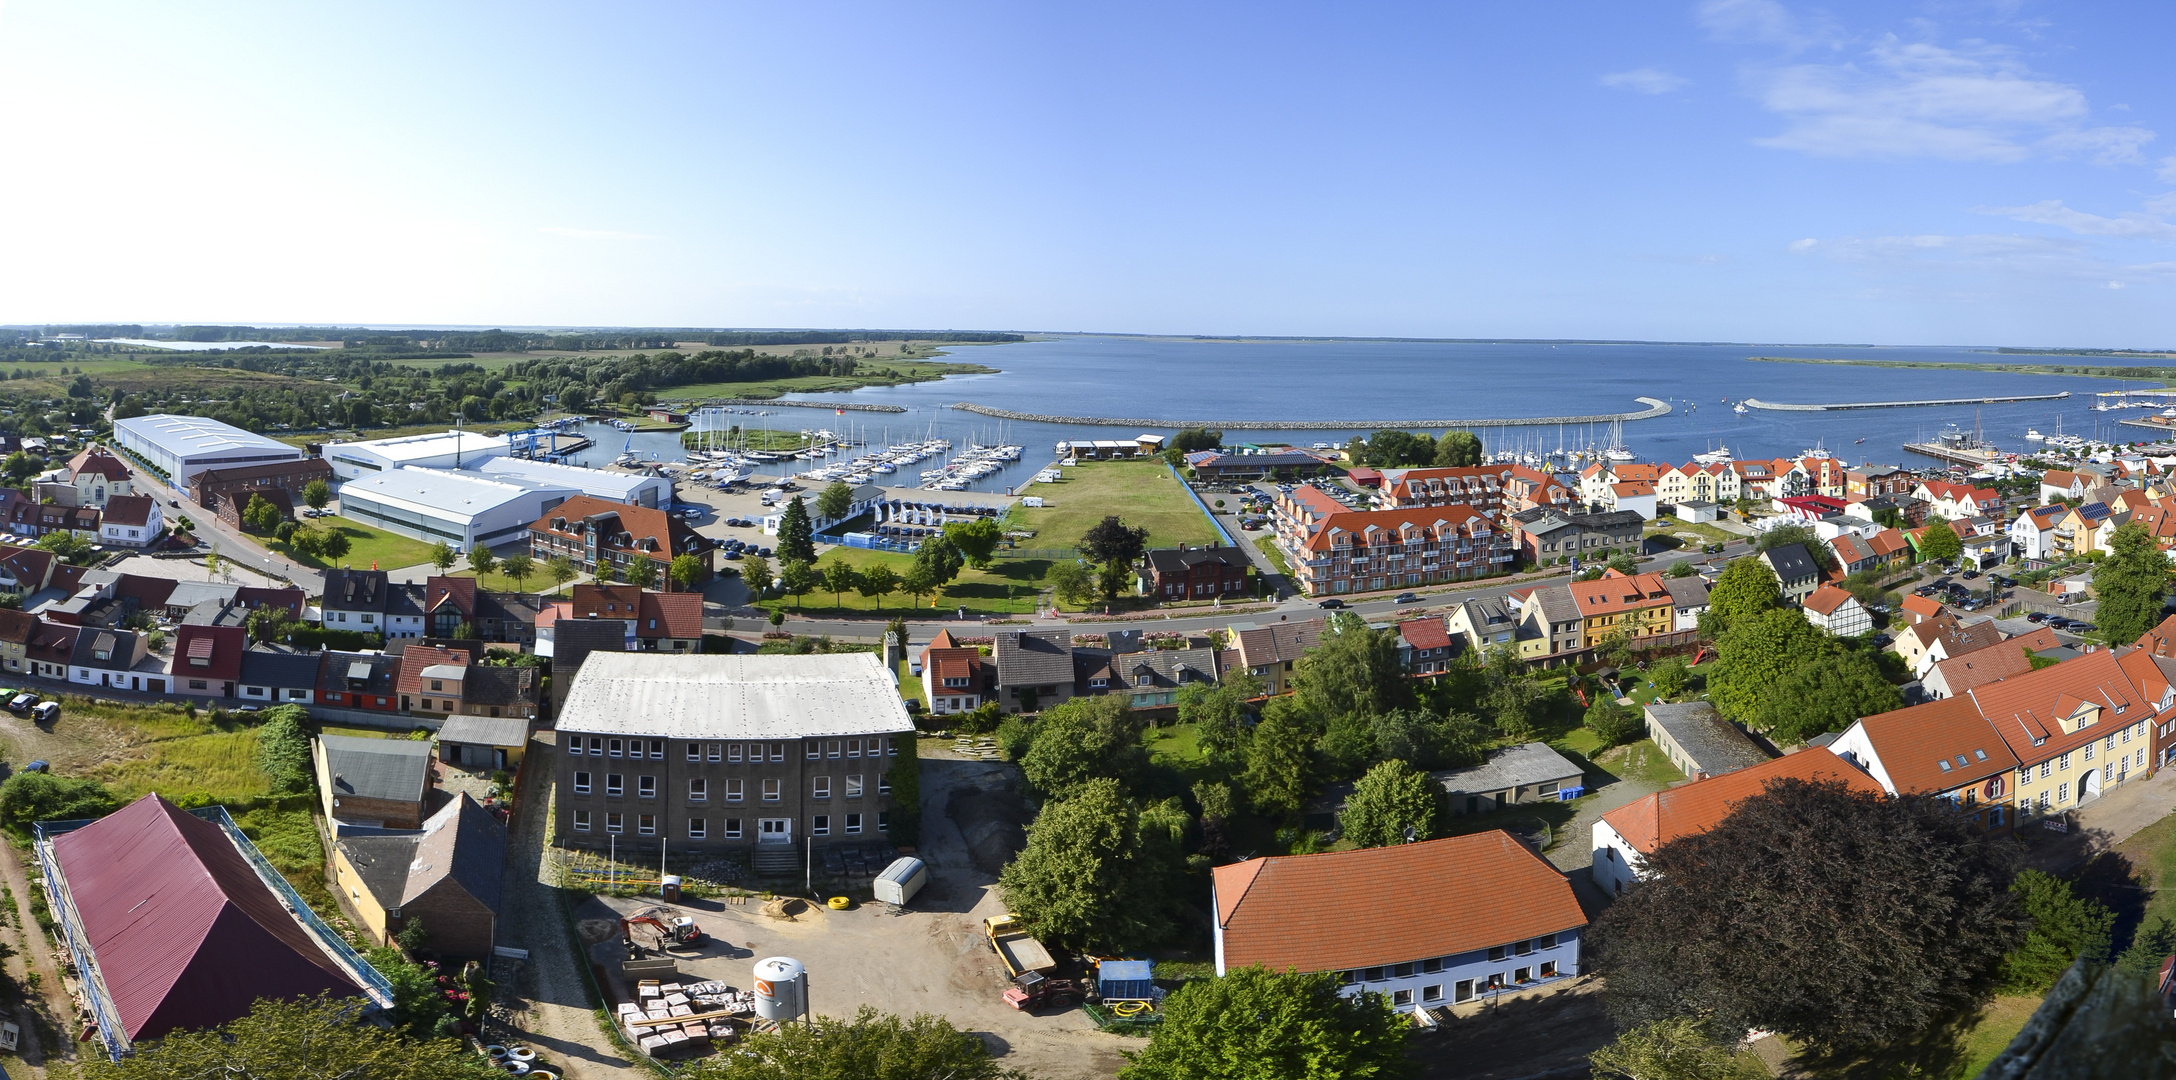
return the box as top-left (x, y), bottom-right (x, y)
top-left (948, 396), bottom-right (1673, 430)
top-left (506, 430), bottom-right (593, 461)
top-left (1745, 392), bottom-right (2070, 412)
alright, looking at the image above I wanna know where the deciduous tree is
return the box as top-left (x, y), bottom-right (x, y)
top-left (1339, 759), bottom-right (1440, 848)
top-left (816, 480), bottom-right (855, 522)
top-left (914, 532), bottom-right (964, 591)
top-left (944, 516), bottom-right (1004, 569)
top-left (857, 563), bottom-right (898, 607)
top-left (899, 560), bottom-right (937, 607)
top-left (1434, 429), bottom-right (1483, 468)
top-left (1045, 558), bottom-right (1095, 607)
top-left (1752, 522), bottom-right (1837, 571)
top-left (1584, 694), bottom-right (1641, 748)
top-left (82, 995), bottom-right (499, 1080)
top-left (1702, 557), bottom-right (1783, 635)
top-left (1752, 645), bottom-right (1902, 744)
top-left (741, 554), bottom-right (773, 596)
top-left (1588, 1017), bottom-right (1769, 1080)
top-left (780, 558), bottom-right (819, 608)
top-left (501, 552), bottom-right (534, 592)
top-left (2094, 519), bottom-right (2171, 645)
top-left (546, 555), bottom-right (577, 593)
top-left (625, 554), bottom-right (660, 589)
top-left (1917, 519), bottom-right (1964, 565)
top-left (1707, 606), bottom-right (1822, 722)
top-left (1590, 779), bottom-right (2025, 1055)
top-left (1081, 516), bottom-right (1149, 602)
top-left (998, 778), bottom-right (1182, 953)
top-left (680, 1007), bottom-right (1031, 1080)
top-left (429, 541), bottom-right (456, 573)
top-left (669, 552), bottom-right (705, 591)
top-left (467, 543), bottom-right (496, 578)
top-left (318, 528), bottom-right (352, 561)
top-left (822, 558), bottom-right (860, 607)
top-left (1017, 695), bottom-right (1149, 798)
top-left (1240, 697), bottom-right (1316, 817)
top-left (301, 478), bottom-right (331, 510)
top-left (1117, 966), bottom-right (1414, 1080)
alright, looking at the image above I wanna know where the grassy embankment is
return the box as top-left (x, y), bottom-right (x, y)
top-left (1748, 355), bottom-right (2176, 386)
top-left (662, 357), bottom-right (1000, 401)
top-left (761, 460), bottom-right (1224, 617)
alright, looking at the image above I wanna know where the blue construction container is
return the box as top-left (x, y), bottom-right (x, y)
top-left (1098, 960), bottom-right (1155, 1002)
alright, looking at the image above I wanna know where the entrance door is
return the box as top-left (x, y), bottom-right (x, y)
top-left (757, 818), bottom-right (793, 844)
top-left (2083, 767), bottom-right (2103, 803)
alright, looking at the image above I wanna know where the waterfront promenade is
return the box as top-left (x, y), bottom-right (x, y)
top-left (948, 396), bottom-right (1673, 430)
top-left (1744, 391), bottom-right (2069, 411)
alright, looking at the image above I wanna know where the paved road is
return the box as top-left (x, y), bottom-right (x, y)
top-left (117, 458), bottom-right (323, 593)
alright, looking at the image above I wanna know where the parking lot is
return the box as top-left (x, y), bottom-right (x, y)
top-left (563, 758), bottom-right (1134, 1080)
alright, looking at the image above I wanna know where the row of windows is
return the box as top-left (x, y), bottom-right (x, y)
top-left (567, 737), bottom-right (898, 761)
top-left (2021, 724), bottom-right (2147, 784)
top-left (570, 772), bottom-right (890, 800)
top-left (1338, 934), bottom-right (1564, 986)
top-left (1342, 964), bottom-right (1564, 1007)
top-left (570, 811), bottom-right (888, 837)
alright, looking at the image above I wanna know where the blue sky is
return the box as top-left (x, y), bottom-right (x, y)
top-left (1, 1), bottom-right (2172, 346)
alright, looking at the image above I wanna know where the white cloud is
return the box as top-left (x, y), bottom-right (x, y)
top-left (1796, 230), bottom-right (2176, 287)
top-left (2107, 281), bottom-right (2126, 289)
top-left (1600, 68), bottom-right (1689, 95)
top-left (1789, 238), bottom-right (1819, 252)
top-left (2159, 156), bottom-right (2176, 183)
top-left (1977, 200), bottom-right (2176, 242)
top-left (539, 226), bottom-right (659, 241)
top-left (1714, 12), bottom-right (2154, 165)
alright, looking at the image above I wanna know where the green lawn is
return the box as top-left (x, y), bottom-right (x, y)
top-left (1005, 461), bottom-right (1223, 553)
top-left (663, 359), bottom-right (997, 401)
top-left (1600, 738), bottom-right (1687, 788)
top-left (896, 658), bottom-right (926, 707)
top-left (84, 706), bottom-right (274, 805)
top-left (1254, 534), bottom-right (1291, 575)
top-left (766, 546), bottom-right (1047, 616)
top-left (275, 515), bottom-right (442, 571)
top-left (1952, 995), bottom-right (2040, 1079)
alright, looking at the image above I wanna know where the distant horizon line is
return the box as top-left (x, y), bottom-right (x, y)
top-left (6, 323), bottom-right (2175, 355)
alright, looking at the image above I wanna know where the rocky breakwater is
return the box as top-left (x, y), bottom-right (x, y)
top-left (948, 397), bottom-right (1673, 430)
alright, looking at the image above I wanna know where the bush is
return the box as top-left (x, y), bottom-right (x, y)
top-left (254, 705), bottom-right (313, 794)
top-left (0, 773), bottom-right (118, 837)
top-left (995, 715), bottom-right (1036, 761)
top-left (1584, 695), bottom-right (1642, 748)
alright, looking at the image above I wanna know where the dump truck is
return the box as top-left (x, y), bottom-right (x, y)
top-left (983, 914), bottom-right (1056, 978)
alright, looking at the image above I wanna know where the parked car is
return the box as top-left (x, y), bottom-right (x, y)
top-left (2025, 611), bottom-right (2048, 622)
top-left (1318, 598), bottom-right (1346, 609)
top-left (6, 693), bottom-right (32, 713)
top-left (1393, 592), bottom-right (1419, 604)
top-left (30, 702), bottom-right (57, 724)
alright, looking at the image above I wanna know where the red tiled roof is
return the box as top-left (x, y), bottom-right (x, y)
top-left (1848, 698), bottom-right (2021, 794)
top-left (25, 620), bottom-right (78, 664)
top-left (0, 608), bottom-right (33, 645)
top-left (1867, 528), bottom-right (1911, 558)
top-left (924, 647), bottom-right (981, 684)
top-left (2138, 614), bottom-right (2176, 657)
top-left (2007, 626), bottom-right (2063, 653)
top-left (1565, 571), bottom-right (1672, 617)
top-left (1601, 749), bottom-right (1884, 854)
top-left (102, 494), bottom-right (156, 528)
top-left (1398, 617), bottom-right (1452, 650)
top-left (172, 625), bottom-right (246, 681)
top-left (570, 583), bottom-right (702, 639)
top-left (1901, 594), bottom-right (1945, 621)
top-left (1931, 641), bottom-right (2035, 697)
top-left (1802, 584), bottom-right (1856, 617)
top-left (530, 495), bottom-right (712, 560)
top-left (1964, 649), bottom-right (2146, 763)
top-left (1211, 832), bottom-right (1585, 972)
top-left (1298, 504), bottom-right (1492, 554)
top-left (66, 447), bottom-right (131, 482)
top-left (395, 645), bottom-right (470, 696)
top-left (425, 575), bottom-right (477, 617)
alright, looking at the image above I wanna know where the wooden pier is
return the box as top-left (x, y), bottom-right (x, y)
top-left (1745, 391), bottom-right (2069, 412)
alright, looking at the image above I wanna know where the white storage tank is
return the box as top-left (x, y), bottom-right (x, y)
top-left (752, 956), bottom-right (806, 1022)
top-left (873, 857), bottom-right (928, 906)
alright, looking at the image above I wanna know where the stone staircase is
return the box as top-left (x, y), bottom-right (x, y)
top-left (752, 845), bottom-right (800, 878)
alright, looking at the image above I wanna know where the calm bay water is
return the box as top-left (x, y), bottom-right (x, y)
top-left (574, 338), bottom-right (2160, 494)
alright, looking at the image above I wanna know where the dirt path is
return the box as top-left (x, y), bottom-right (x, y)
top-left (0, 839), bottom-right (75, 1078)
top-left (492, 731), bottom-right (645, 1080)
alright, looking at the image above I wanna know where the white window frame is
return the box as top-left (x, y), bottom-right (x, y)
top-left (812, 815), bottom-right (830, 836)
top-left (688, 778), bottom-right (706, 802)
top-left (573, 771), bottom-right (591, 794)
top-left (813, 776), bottom-right (831, 800)
top-left (762, 778), bottom-right (781, 802)
top-left (728, 742), bottom-right (743, 762)
top-left (638, 775), bottom-right (657, 799)
top-left (726, 778), bottom-right (743, 802)
top-left (638, 814), bottom-right (657, 836)
top-left (606, 812), bottom-right (624, 834)
top-left (687, 818), bottom-right (706, 840)
top-left (846, 775), bottom-right (863, 799)
top-left (725, 818), bottom-right (742, 839)
top-left (606, 774), bottom-right (623, 797)
top-left (572, 809), bottom-right (591, 832)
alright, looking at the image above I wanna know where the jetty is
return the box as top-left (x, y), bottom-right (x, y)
top-left (1743, 392), bottom-right (2069, 412)
top-left (948, 396), bottom-right (1673, 430)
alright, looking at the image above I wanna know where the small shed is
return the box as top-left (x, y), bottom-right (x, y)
top-left (435, 713), bottom-right (531, 772)
top-left (1431, 742), bottom-right (1586, 816)
top-left (1675, 499), bottom-right (1718, 523)
top-left (873, 857), bottom-right (927, 906)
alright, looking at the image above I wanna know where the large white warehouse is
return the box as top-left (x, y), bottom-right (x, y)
top-left (322, 430), bottom-right (510, 481)
top-left (470, 456), bottom-right (670, 508)
top-left (112, 415), bottom-right (306, 482)
top-left (336, 467), bottom-right (577, 551)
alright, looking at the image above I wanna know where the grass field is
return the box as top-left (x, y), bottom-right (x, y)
top-left (1952, 995), bottom-right (2040, 1078)
top-left (1600, 738), bottom-right (1688, 788)
top-left (1254, 534), bottom-right (1291, 575)
top-left (764, 546), bottom-right (1046, 616)
top-left (80, 704), bottom-right (275, 804)
top-left (275, 515), bottom-right (441, 572)
top-left (1005, 461), bottom-right (1223, 553)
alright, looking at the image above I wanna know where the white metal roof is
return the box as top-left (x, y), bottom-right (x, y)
top-left (329, 429), bottom-right (509, 465)
top-left (337, 467), bottom-right (572, 521)
top-left (113, 414), bottom-right (302, 460)
top-left (470, 456), bottom-right (661, 501)
top-left (556, 652), bottom-right (915, 740)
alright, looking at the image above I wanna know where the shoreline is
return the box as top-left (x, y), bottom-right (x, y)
top-left (1747, 356), bottom-right (2176, 385)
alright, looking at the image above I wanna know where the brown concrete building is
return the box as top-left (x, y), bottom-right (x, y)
top-left (188, 457), bottom-right (335, 516)
top-left (331, 793), bottom-right (506, 957)
top-left (553, 652), bottom-right (916, 857)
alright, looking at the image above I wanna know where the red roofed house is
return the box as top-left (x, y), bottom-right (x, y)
top-left (1923, 640), bottom-right (2036, 701)
top-left (43, 794), bottom-right (372, 1057)
top-left (2039, 471), bottom-right (2090, 505)
top-left (1866, 526), bottom-right (1913, 569)
top-left (1802, 584), bottom-right (1871, 636)
top-left (1831, 696), bottom-right (2023, 836)
top-left (1916, 479), bottom-right (2004, 521)
top-left (1827, 532), bottom-right (1882, 577)
top-left (1396, 617), bottom-right (1458, 677)
top-left (1272, 485), bottom-right (1510, 597)
top-left (1899, 592), bottom-right (1946, 626)
top-left (97, 495), bottom-right (161, 548)
top-left (171, 624), bottom-right (247, 699)
top-left (1375, 465), bottom-right (1515, 513)
top-left (527, 494), bottom-right (715, 585)
top-left (562, 583), bottom-right (703, 652)
top-left (1214, 832), bottom-right (1586, 1012)
top-left (919, 629), bottom-right (986, 715)
top-left (1969, 649), bottom-right (2161, 821)
top-left (396, 644), bottom-right (472, 717)
top-left (1592, 748), bottom-right (1884, 895)
top-left (63, 446), bottom-right (134, 508)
